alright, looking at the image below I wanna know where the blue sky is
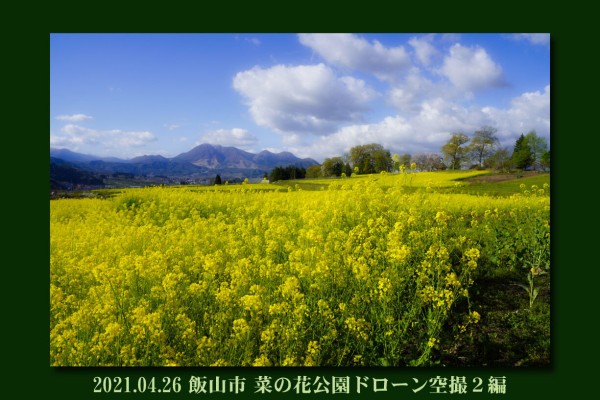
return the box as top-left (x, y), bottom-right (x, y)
top-left (50, 33), bottom-right (549, 162)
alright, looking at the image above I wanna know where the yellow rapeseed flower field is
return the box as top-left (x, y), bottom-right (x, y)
top-left (50, 172), bottom-right (550, 366)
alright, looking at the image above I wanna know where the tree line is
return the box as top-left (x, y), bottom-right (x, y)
top-left (264, 127), bottom-right (549, 182)
top-left (305, 144), bottom-right (393, 178)
top-left (268, 165), bottom-right (307, 182)
top-left (440, 127), bottom-right (549, 172)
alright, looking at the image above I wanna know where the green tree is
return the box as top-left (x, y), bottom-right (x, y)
top-left (306, 164), bottom-right (322, 178)
top-left (512, 134), bottom-right (533, 170)
top-left (441, 133), bottom-right (469, 170)
top-left (374, 149), bottom-right (393, 173)
top-left (485, 148), bottom-right (512, 172)
top-left (322, 157), bottom-right (344, 177)
top-left (391, 153), bottom-right (411, 172)
top-left (344, 162), bottom-right (353, 177)
top-left (540, 150), bottom-right (550, 170)
top-left (469, 126), bottom-right (499, 167)
top-left (399, 153), bottom-right (411, 169)
top-left (269, 165), bottom-right (306, 181)
top-left (524, 130), bottom-right (549, 171)
top-left (349, 143), bottom-right (392, 174)
top-left (214, 174), bottom-right (222, 185)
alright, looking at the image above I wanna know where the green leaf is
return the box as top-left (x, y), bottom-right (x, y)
top-left (516, 283), bottom-right (529, 293)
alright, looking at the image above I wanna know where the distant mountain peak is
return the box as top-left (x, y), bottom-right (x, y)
top-left (172, 143), bottom-right (318, 170)
top-left (50, 144), bottom-right (319, 180)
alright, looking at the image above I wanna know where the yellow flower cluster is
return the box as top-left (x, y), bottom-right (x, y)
top-left (50, 174), bottom-right (549, 366)
top-left (344, 317), bottom-right (371, 342)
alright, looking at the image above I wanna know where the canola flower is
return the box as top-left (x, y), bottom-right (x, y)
top-left (50, 175), bottom-right (549, 366)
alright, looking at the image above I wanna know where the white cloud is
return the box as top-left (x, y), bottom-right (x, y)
top-left (290, 85), bottom-right (549, 162)
top-left (112, 130), bottom-right (156, 147)
top-left (55, 114), bottom-right (93, 122)
top-left (288, 114), bottom-right (438, 160)
top-left (409, 35), bottom-right (439, 66)
top-left (233, 63), bottom-right (376, 137)
top-left (199, 128), bottom-right (259, 151)
top-left (51, 124), bottom-right (156, 156)
top-left (481, 85), bottom-right (550, 146)
top-left (511, 85), bottom-right (550, 115)
top-left (50, 134), bottom-right (86, 148)
top-left (232, 38), bottom-right (546, 162)
top-left (298, 33), bottom-right (411, 81)
top-left (440, 44), bottom-right (504, 91)
top-left (386, 40), bottom-right (506, 120)
top-left (388, 68), bottom-right (442, 113)
top-left (510, 33), bottom-right (550, 46)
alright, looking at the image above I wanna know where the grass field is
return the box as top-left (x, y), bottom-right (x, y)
top-left (50, 170), bottom-right (550, 366)
top-left (446, 172), bottom-right (551, 196)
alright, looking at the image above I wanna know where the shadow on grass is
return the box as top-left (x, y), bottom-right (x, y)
top-left (440, 274), bottom-right (550, 367)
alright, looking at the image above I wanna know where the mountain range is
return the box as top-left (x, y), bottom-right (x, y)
top-left (50, 144), bottom-right (319, 188)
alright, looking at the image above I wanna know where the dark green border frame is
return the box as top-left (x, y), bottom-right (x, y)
top-left (10, 3), bottom-right (591, 398)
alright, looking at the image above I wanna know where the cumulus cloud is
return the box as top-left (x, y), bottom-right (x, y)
top-left (56, 113), bottom-right (93, 122)
top-left (283, 116), bottom-right (409, 160)
top-left (51, 124), bottom-right (156, 155)
top-left (511, 85), bottom-right (550, 115)
top-left (298, 33), bottom-right (411, 81)
top-left (290, 85), bottom-right (549, 162)
top-left (227, 35), bottom-right (547, 162)
top-left (440, 44), bottom-right (504, 91)
top-left (199, 128), bottom-right (259, 151)
top-left (409, 35), bottom-right (439, 66)
top-left (50, 134), bottom-right (87, 148)
top-left (233, 63), bottom-right (376, 136)
top-left (387, 68), bottom-right (444, 113)
top-left (481, 85), bottom-right (550, 146)
top-left (510, 33), bottom-right (550, 46)
top-left (390, 41), bottom-right (506, 117)
top-left (288, 113), bottom-right (448, 161)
